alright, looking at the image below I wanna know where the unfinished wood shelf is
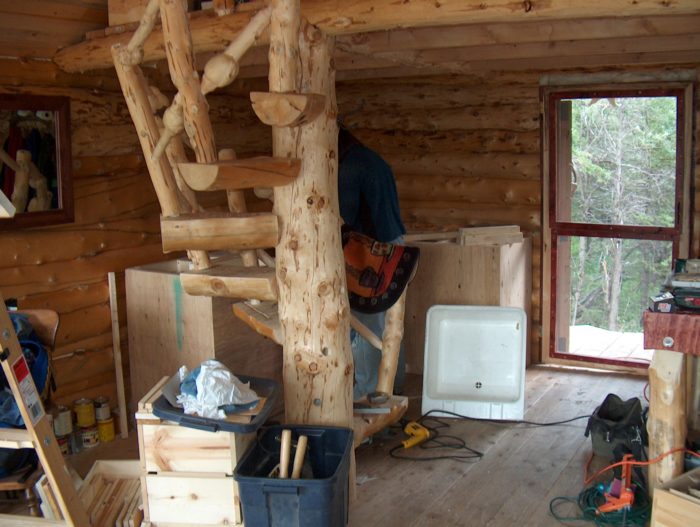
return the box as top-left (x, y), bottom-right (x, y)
top-left (178, 156), bottom-right (301, 191)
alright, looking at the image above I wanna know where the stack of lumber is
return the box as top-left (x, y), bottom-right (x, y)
top-left (404, 225), bottom-right (524, 246)
top-left (78, 460), bottom-right (143, 527)
top-left (458, 225), bottom-right (523, 246)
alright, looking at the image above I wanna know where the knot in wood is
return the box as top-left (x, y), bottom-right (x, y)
top-left (294, 353), bottom-right (302, 362)
top-left (522, 0), bottom-right (533, 13)
top-left (345, 364), bottom-right (353, 376)
top-left (317, 281), bottom-right (331, 296)
top-left (309, 362), bottom-right (318, 372)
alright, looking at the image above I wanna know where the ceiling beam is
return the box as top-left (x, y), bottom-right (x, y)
top-left (53, 0), bottom-right (700, 72)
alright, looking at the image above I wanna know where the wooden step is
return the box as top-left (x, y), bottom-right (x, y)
top-left (250, 92), bottom-right (325, 127)
top-left (353, 395), bottom-right (408, 448)
top-left (232, 301), bottom-right (283, 346)
top-left (180, 264), bottom-right (278, 300)
top-left (178, 156), bottom-right (301, 191)
top-left (161, 212), bottom-right (278, 253)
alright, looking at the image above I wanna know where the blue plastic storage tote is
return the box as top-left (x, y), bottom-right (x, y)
top-left (234, 425), bottom-right (352, 527)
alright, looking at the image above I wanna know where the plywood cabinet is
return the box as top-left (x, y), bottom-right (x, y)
top-left (125, 258), bottom-right (282, 408)
top-left (404, 238), bottom-right (532, 373)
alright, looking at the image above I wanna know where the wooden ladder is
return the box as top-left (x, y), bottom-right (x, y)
top-left (0, 290), bottom-right (89, 526)
top-left (112, 0), bottom-right (406, 444)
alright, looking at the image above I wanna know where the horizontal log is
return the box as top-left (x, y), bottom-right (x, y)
top-left (181, 263), bottom-right (278, 300)
top-left (354, 128), bottom-right (540, 155)
top-left (160, 212), bottom-right (279, 252)
top-left (179, 156), bottom-right (300, 191)
top-left (250, 92), bottom-right (326, 127)
top-left (402, 202), bottom-right (541, 230)
top-left (54, 0), bottom-right (700, 72)
top-left (387, 153), bottom-right (540, 180)
top-left (396, 174), bottom-right (540, 205)
top-left (343, 103), bottom-right (539, 132)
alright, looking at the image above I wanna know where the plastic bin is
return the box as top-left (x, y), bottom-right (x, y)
top-left (233, 425), bottom-right (353, 527)
top-left (151, 374), bottom-right (279, 434)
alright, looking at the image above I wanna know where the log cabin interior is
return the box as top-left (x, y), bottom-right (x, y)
top-left (0, 1), bottom-right (699, 526)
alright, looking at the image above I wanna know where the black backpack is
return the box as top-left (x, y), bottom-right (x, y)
top-left (584, 393), bottom-right (648, 461)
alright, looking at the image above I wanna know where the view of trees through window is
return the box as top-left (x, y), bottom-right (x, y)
top-left (567, 97), bottom-right (677, 334)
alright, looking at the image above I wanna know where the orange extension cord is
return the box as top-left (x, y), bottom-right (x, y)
top-left (584, 447), bottom-right (700, 485)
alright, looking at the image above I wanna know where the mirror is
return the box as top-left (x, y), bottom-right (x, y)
top-left (0, 95), bottom-right (73, 229)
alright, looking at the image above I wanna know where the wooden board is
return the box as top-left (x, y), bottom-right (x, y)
top-left (143, 473), bottom-right (238, 525)
top-left (126, 259), bottom-right (282, 408)
top-left (643, 311), bottom-right (700, 356)
top-left (404, 238), bottom-right (531, 373)
top-left (140, 422), bottom-right (253, 474)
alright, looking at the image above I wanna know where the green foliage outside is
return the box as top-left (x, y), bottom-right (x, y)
top-left (567, 97), bottom-right (676, 332)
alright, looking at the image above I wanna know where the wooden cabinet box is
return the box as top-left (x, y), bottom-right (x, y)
top-left (137, 377), bottom-right (254, 526)
top-left (126, 258), bottom-right (282, 411)
top-left (651, 466), bottom-right (700, 527)
top-left (404, 238), bottom-right (532, 373)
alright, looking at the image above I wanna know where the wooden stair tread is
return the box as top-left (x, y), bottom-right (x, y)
top-left (250, 91), bottom-right (325, 127)
top-left (178, 156), bottom-right (301, 191)
top-left (161, 211), bottom-right (279, 252)
top-left (180, 263), bottom-right (278, 300)
top-left (232, 301), bottom-right (283, 346)
top-left (353, 395), bottom-right (409, 448)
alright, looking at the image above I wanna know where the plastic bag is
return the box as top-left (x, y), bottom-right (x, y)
top-left (176, 360), bottom-right (259, 419)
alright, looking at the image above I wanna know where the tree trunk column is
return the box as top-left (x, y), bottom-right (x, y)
top-left (270, 0), bottom-right (353, 428)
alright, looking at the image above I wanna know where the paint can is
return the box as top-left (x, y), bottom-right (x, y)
top-left (53, 405), bottom-right (73, 437)
top-left (97, 417), bottom-right (115, 443)
top-left (56, 434), bottom-right (71, 456)
top-left (74, 398), bottom-right (95, 428)
top-left (79, 425), bottom-right (99, 449)
top-left (94, 397), bottom-right (111, 422)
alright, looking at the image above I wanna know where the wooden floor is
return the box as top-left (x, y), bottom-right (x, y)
top-left (350, 366), bottom-right (646, 527)
top-left (1, 367), bottom-right (646, 525)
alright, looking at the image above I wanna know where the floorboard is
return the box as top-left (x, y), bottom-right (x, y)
top-left (350, 366), bottom-right (646, 527)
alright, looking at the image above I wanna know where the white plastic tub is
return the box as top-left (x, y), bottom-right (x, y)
top-left (421, 305), bottom-right (526, 420)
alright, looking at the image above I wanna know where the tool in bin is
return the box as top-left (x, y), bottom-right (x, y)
top-left (279, 428), bottom-right (292, 479)
top-left (291, 434), bottom-right (308, 479)
top-left (597, 453), bottom-right (635, 514)
top-left (402, 421), bottom-right (430, 448)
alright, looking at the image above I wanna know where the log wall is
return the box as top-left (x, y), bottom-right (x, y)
top-left (0, 58), bottom-right (267, 410)
top-left (337, 65), bottom-right (700, 362)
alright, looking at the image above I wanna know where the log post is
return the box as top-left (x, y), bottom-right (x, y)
top-left (160, 0), bottom-right (257, 266)
top-left (376, 290), bottom-right (407, 396)
top-left (111, 43), bottom-right (210, 270)
top-left (648, 348), bottom-right (687, 493)
top-left (270, 0), bottom-right (353, 429)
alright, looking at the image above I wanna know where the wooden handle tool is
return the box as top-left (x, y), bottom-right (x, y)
top-left (291, 435), bottom-right (308, 479)
top-left (279, 429), bottom-right (292, 479)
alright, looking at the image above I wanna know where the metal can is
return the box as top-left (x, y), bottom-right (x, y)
top-left (94, 397), bottom-right (111, 422)
top-left (74, 398), bottom-right (95, 428)
top-left (53, 405), bottom-right (73, 437)
top-left (56, 434), bottom-right (71, 456)
top-left (97, 417), bottom-right (115, 443)
top-left (80, 425), bottom-right (99, 449)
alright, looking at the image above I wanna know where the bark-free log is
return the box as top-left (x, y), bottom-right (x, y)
top-left (647, 349), bottom-right (686, 493)
top-left (270, 2), bottom-right (353, 428)
top-left (180, 264), bottom-right (278, 300)
top-left (179, 156), bottom-right (301, 191)
top-left (160, 212), bottom-right (279, 252)
top-left (376, 290), bottom-right (407, 396)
